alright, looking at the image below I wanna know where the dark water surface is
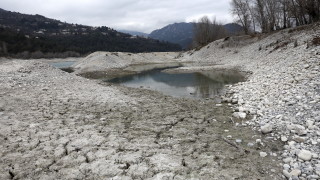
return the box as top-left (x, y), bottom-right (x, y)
top-left (107, 67), bottom-right (245, 99)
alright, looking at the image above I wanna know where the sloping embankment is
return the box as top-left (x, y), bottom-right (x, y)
top-left (179, 24), bottom-right (320, 179)
top-left (72, 51), bottom-right (179, 74)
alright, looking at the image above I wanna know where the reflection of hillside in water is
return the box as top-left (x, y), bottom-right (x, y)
top-left (107, 68), bottom-right (245, 99)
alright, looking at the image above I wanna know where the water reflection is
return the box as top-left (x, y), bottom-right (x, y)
top-left (107, 68), bottom-right (245, 99)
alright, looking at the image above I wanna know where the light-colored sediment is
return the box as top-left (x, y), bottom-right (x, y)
top-left (0, 60), bottom-right (282, 179)
top-left (72, 51), bottom-right (179, 74)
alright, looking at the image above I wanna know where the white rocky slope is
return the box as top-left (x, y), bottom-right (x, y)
top-left (72, 51), bottom-right (179, 74)
top-left (179, 25), bottom-right (320, 179)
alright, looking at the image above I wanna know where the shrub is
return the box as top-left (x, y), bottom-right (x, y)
top-left (312, 36), bottom-right (320, 46)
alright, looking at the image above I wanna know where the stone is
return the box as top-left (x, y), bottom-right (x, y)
top-left (283, 157), bottom-right (293, 163)
top-left (281, 136), bottom-right (288, 142)
top-left (297, 149), bottom-right (313, 161)
top-left (283, 164), bottom-right (290, 170)
top-left (290, 169), bottom-right (302, 177)
top-left (283, 170), bottom-right (291, 178)
top-left (247, 143), bottom-right (254, 147)
top-left (260, 152), bottom-right (268, 157)
top-left (295, 125), bottom-right (307, 136)
top-left (306, 120), bottom-right (315, 129)
top-left (232, 112), bottom-right (246, 119)
top-left (293, 136), bottom-right (307, 143)
top-left (261, 123), bottom-right (273, 134)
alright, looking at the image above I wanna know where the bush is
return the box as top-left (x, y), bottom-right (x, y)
top-left (312, 36), bottom-right (320, 46)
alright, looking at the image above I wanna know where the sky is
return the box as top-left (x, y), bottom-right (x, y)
top-left (1, 0), bottom-right (234, 33)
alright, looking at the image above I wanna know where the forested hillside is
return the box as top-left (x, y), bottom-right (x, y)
top-left (0, 8), bottom-right (181, 58)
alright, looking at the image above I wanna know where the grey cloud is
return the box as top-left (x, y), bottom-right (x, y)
top-left (1, 0), bottom-right (233, 33)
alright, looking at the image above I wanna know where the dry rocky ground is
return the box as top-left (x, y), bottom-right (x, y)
top-left (0, 61), bottom-right (282, 179)
top-left (178, 24), bottom-right (320, 180)
top-left (1, 24), bottom-right (320, 180)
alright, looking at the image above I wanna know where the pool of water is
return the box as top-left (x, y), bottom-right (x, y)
top-left (107, 67), bottom-right (245, 99)
top-left (49, 61), bottom-right (75, 68)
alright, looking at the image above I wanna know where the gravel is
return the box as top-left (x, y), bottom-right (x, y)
top-left (0, 60), bottom-right (282, 179)
top-left (178, 24), bottom-right (320, 179)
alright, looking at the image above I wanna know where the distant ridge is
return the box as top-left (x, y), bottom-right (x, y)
top-left (117, 30), bottom-right (149, 37)
top-left (149, 22), bottom-right (243, 49)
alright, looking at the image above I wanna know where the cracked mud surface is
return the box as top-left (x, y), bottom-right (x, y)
top-left (0, 60), bottom-right (283, 179)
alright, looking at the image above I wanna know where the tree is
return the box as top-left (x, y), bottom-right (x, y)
top-left (231, 0), bottom-right (252, 34)
top-left (193, 16), bottom-right (227, 47)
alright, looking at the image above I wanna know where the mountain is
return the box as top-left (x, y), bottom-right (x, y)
top-left (149, 22), bottom-right (243, 49)
top-left (224, 23), bottom-right (244, 34)
top-left (149, 23), bottom-right (194, 49)
top-left (117, 30), bottom-right (149, 37)
top-left (0, 9), bottom-right (181, 58)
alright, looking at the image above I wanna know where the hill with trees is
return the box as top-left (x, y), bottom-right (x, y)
top-left (149, 22), bottom-right (243, 49)
top-left (0, 8), bottom-right (181, 58)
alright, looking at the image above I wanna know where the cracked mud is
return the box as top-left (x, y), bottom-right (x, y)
top-left (0, 61), bottom-right (283, 179)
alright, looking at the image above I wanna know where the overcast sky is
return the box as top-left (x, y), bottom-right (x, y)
top-left (1, 0), bottom-right (234, 33)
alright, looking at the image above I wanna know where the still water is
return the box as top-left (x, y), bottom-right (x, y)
top-left (108, 67), bottom-right (245, 99)
top-left (49, 61), bottom-right (75, 68)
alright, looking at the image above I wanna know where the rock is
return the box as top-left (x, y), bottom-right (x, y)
top-left (306, 120), bottom-right (315, 129)
top-left (247, 143), bottom-right (254, 147)
top-left (293, 136), bottom-right (307, 143)
top-left (283, 164), bottom-right (290, 170)
top-left (261, 123), bottom-right (273, 134)
top-left (283, 170), bottom-right (291, 178)
top-left (232, 112), bottom-right (246, 119)
top-left (235, 139), bottom-right (242, 143)
top-left (260, 152), bottom-right (268, 157)
top-left (295, 125), bottom-right (307, 136)
top-left (312, 153), bottom-right (319, 159)
top-left (290, 169), bottom-right (302, 177)
top-left (298, 149), bottom-right (313, 161)
top-left (283, 157), bottom-right (293, 163)
top-left (281, 136), bottom-right (288, 142)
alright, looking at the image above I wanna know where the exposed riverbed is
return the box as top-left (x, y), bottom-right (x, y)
top-left (0, 60), bottom-right (283, 179)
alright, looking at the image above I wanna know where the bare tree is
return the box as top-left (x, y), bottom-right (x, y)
top-left (231, 0), bottom-right (252, 34)
top-left (246, 0), bottom-right (257, 32)
top-left (193, 16), bottom-right (227, 47)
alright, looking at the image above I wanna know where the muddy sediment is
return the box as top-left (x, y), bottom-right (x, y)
top-left (0, 60), bottom-right (283, 179)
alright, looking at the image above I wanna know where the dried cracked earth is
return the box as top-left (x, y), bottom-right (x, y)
top-left (0, 60), bottom-right (283, 179)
